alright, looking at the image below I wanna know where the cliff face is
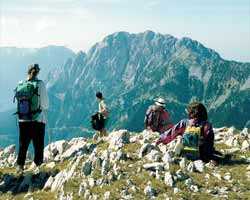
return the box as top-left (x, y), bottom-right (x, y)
top-left (47, 31), bottom-right (250, 136)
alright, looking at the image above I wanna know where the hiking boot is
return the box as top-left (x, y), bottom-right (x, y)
top-left (223, 154), bottom-right (232, 164)
top-left (28, 162), bottom-right (41, 174)
top-left (16, 165), bottom-right (24, 175)
top-left (210, 160), bottom-right (218, 167)
top-left (100, 129), bottom-right (107, 137)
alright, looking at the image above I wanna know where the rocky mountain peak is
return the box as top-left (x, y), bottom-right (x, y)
top-left (46, 31), bottom-right (250, 135)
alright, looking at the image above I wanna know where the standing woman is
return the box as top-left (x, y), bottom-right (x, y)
top-left (96, 91), bottom-right (109, 137)
top-left (15, 64), bottom-right (49, 174)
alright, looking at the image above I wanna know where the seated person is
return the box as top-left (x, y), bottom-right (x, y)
top-left (144, 97), bottom-right (173, 134)
top-left (156, 102), bottom-right (226, 164)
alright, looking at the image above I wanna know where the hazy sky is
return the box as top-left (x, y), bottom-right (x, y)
top-left (0, 0), bottom-right (250, 62)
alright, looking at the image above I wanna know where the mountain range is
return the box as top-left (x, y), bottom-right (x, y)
top-left (47, 31), bottom-right (250, 136)
top-left (0, 31), bottom-right (249, 147)
top-left (0, 45), bottom-right (75, 112)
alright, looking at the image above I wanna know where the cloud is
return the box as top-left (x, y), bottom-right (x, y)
top-left (0, 16), bottom-right (21, 31)
top-left (35, 17), bottom-right (56, 33)
top-left (0, 16), bottom-right (6, 26)
top-left (88, 0), bottom-right (122, 3)
top-left (144, 0), bottom-right (160, 10)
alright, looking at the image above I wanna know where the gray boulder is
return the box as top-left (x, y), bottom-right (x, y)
top-left (108, 130), bottom-right (130, 149)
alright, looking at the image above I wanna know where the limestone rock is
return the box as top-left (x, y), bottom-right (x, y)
top-left (130, 135), bottom-right (139, 143)
top-left (104, 191), bottom-right (111, 200)
top-left (223, 173), bottom-right (231, 181)
top-left (44, 140), bottom-right (68, 162)
top-left (241, 140), bottom-right (250, 151)
top-left (6, 153), bottom-right (16, 167)
top-left (190, 185), bottom-right (199, 192)
top-left (108, 130), bottom-right (130, 149)
top-left (84, 189), bottom-right (91, 199)
top-left (179, 157), bottom-right (186, 170)
top-left (116, 149), bottom-right (127, 161)
top-left (184, 178), bottom-right (194, 187)
top-left (88, 178), bottom-right (96, 188)
top-left (246, 171), bottom-right (250, 179)
top-left (193, 160), bottom-right (204, 173)
top-left (46, 162), bottom-right (56, 169)
top-left (173, 136), bottom-right (183, 155)
top-left (61, 138), bottom-right (87, 159)
top-left (212, 172), bottom-right (222, 180)
top-left (223, 147), bottom-right (240, 154)
top-left (175, 169), bottom-right (188, 181)
top-left (51, 171), bottom-right (67, 192)
top-left (101, 150), bottom-right (111, 160)
top-left (164, 172), bottom-right (174, 187)
top-left (162, 151), bottom-right (173, 163)
top-left (77, 183), bottom-right (85, 196)
top-left (173, 187), bottom-right (179, 194)
top-left (187, 162), bottom-right (194, 173)
top-left (145, 150), bottom-right (161, 162)
top-left (3, 145), bottom-right (15, 157)
top-left (43, 176), bottom-right (55, 191)
top-left (82, 160), bottom-right (92, 176)
top-left (141, 129), bottom-right (159, 141)
top-left (143, 162), bottom-right (165, 171)
top-left (240, 128), bottom-right (249, 137)
top-left (227, 127), bottom-right (237, 136)
top-left (225, 136), bottom-right (236, 147)
top-left (101, 159), bottom-right (110, 176)
top-left (139, 143), bottom-right (155, 158)
top-left (144, 182), bottom-right (157, 198)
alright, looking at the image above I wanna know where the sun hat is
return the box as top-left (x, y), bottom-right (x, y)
top-left (154, 97), bottom-right (166, 107)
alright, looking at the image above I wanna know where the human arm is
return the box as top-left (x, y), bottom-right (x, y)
top-left (39, 81), bottom-right (49, 110)
top-left (156, 119), bottom-right (188, 145)
top-left (99, 100), bottom-right (109, 117)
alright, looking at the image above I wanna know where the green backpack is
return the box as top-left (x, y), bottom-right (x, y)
top-left (14, 79), bottom-right (41, 120)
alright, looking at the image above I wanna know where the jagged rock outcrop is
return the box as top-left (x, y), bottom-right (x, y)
top-left (0, 127), bottom-right (249, 199)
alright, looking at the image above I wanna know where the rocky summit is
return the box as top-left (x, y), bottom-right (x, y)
top-left (0, 127), bottom-right (250, 199)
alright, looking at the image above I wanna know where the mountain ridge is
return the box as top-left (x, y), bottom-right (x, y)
top-left (47, 30), bottom-right (250, 138)
top-left (0, 45), bottom-right (76, 111)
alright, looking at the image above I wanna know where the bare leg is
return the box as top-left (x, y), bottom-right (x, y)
top-left (100, 129), bottom-right (108, 137)
top-left (93, 131), bottom-right (100, 140)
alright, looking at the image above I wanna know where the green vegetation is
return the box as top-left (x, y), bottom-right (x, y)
top-left (0, 134), bottom-right (249, 200)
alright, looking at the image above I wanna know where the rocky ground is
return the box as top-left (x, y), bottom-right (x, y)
top-left (0, 127), bottom-right (250, 200)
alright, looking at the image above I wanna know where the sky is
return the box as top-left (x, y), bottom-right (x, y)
top-left (0, 0), bottom-right (250, 62)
